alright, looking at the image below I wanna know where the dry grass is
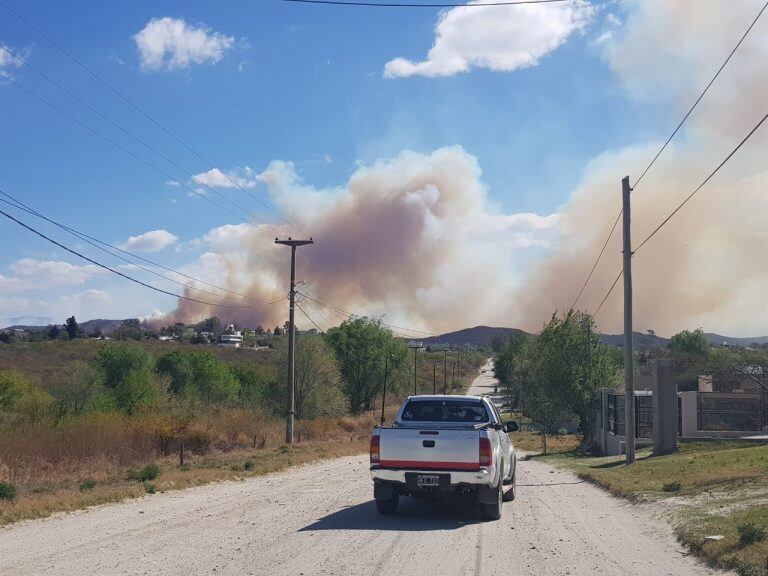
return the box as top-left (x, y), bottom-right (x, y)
top-left (0, 408), bottom-right (380, 526)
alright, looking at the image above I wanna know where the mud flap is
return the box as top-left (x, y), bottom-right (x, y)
top-left (374, 480), bottom-right (396, 500)
top-left (476, 482), bottom-right (500, 504)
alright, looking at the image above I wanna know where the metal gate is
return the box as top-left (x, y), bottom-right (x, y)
top-left (697, 392), bottom-right (761, 431)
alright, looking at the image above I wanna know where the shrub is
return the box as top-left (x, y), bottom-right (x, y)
top-left (736, 562), bottom-right (759, 576)
top-left (244, 459), bottom-right (255, 471)
top-left (128, 464), bottom-right (161, 483)
top-left (79, 480), bottom-right (96, 491)
top-left (95, 344), bottom-right (157, 413)
top-left (662, 482), bottom-right (681, 493)
top-left (0, 481), bottom-right (17, 500)
top-left (737, 523), bottom-right (766, 547)
top-left (144, 482), bottom-right (156, 494)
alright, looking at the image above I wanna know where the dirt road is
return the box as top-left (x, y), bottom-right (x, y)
top-left (0, 368), bottom-right (719, 576)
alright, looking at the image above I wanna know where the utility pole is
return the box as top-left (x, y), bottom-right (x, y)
top-left (622, 176), bottom-right (636, 464)
top-left (380, 355), bottom-right (388, 426)
top-left (409, 342), bottom-right (421, 395)
top-left (451, 361), bottom-right (456, 394)
top-left (443, 349), bottom-right (449, 394)
top-left (432, 362), bottom-right (437, 394)
top-left (275, 237), bottom-right (314, 445)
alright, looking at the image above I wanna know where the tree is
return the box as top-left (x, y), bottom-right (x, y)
top-left (325, 317), bottom-right (408, 414)
top-left (65, 316), bottom-right (82, 340)
top-left (95, 343), bottom-right (157, 413)
top-left (273, 325), bottom-right (283, 337)
top-left (47, 324), bottom-right (61, 340)
top-left (0, 370), bottom-right (28, 414)
top-left (276, 334), bottom-right (345, 419)
top-left (670, 328), bottom-right (709, 358)
top-left (49, 361), bottom-right (114, 416)
top-left (155, 350), bottom-right (240, 404)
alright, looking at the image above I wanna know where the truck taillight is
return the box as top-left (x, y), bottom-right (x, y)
top-left (479, 437), bottom-right (492, 467)
top-left (370, 434), bottom-right (380, 464)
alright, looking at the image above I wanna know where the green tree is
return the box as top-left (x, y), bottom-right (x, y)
top-left (0, 370), bottom-right (28, 414)
top-left (65, 315), bottom-right (82, 340)
top-left (276, 334), bottom-right (345, 419)
top-left (155, 350), bottom-right (240, 404)
top-left (325, 317), bottom-right (408, 414)
top-left (230, 363), bottom-right (273, 408)
top-left (49, 361), bottom-right (115, 416)
top-left (95, 343), bottom-right (157, 413)
top-left (669, 328), bottom-right (709, 358)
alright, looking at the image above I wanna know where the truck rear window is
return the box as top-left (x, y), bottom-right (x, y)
top-left (400, 400), bottom-right (489, 423)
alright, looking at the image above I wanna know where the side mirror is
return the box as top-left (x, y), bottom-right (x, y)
top-left (504, 421), bottom-right (519, 433)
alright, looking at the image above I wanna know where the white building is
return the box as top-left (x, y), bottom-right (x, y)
top-left (219, 324), bottom-right (244, 348)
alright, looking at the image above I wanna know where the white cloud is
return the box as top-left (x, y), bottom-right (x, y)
top-left (133, 17), bottom-right (235, 72)
top-left (0, 43), bottom-right (27, 78)
top-left (0, 259), bottom-right (106, 292)
top-left (384, 0), bottom-right (595, 78)
top-left (191, 166), bottom-right (257, 189)
top-left (119, 229), bottom-right (178, 252)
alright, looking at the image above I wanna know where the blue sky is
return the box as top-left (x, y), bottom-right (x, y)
top-left (1, 0), bottom-right (736, 332)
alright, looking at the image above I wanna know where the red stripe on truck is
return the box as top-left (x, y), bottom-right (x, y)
top-left (378, 460), bottom-right (481, 471)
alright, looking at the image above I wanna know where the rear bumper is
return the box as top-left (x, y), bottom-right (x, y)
top-left (371, 466), bottom-right (492, 486)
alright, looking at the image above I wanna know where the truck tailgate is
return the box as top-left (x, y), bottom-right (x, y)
top-left (378, 428), bottom-right (480, 470)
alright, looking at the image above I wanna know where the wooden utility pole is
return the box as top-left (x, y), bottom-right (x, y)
top-left (622, 176), bottom-right (636, 464)
top-left (275, 237), bottom-right (314, 445)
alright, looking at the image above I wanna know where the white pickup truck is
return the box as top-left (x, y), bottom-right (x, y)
top-left (370, 395), bottom-right (518, 520)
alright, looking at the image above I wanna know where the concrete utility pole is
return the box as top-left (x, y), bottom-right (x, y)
top-left (380, 355), bottom-right (389, 427)
top-left (621, 177), bottom-right (636, 464)
top-left (409, 342), bottom-right (422, 395)
top-left (451, 361), bottom-right (456, 394)
top-left (432, 362), bottom-right (437, 394)
top-left (443, 349), bottom-right (449, 394)
top-left (275, 237), bottom-right (314, 445)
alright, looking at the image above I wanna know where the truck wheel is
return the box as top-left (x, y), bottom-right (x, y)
top-left (503, 469), bottom-right (516, 502)
top-left (480, 480), bottom-right (502, 521)
top-left (376, 493), bottom-right (399, 515)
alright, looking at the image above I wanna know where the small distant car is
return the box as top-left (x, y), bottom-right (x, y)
top-left (369, 395), bottom-right (518, 520)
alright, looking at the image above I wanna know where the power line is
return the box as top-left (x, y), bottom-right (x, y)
top-left (593, 108), bottom-right (768, 318)
top-left (298, 292), bottom-right (436, 336)
top-left (0, 71), bottom-right (255, 227)
top-left (0, 45), bottom-right (275, 230)
top-left (0, 190), bottom-right (255, 301)
top-left (635, 110), bottom-right (768, 252)
top-left (570, 0), bottom-right (767, 312)
top-left (283, 0), bottom-right (568, 6)
top-left (0, 191), bottom-right (275, 305)
top-left (296, 302), bottom-right (325, 333)
top-left (0, 206), bottom-right (279, 310)
top-left (592, 269), bottom-right (622, 318)
top-left (0, 0), bottom-right (301, 235)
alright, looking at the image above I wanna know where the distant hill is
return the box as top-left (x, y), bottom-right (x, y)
top-left (6, 318), bottom-right (130, 335)
top-left (418, 326), bottom-right (528, 347)
top-left (0, 315), bottom-right (54, 330)
top-left (704, 333), bottom-right (768, 347)
top-left (599, 332), bottom-right (670, 349)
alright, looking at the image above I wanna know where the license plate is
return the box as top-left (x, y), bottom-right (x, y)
top-left (416, 474), bottom-right (440, 488)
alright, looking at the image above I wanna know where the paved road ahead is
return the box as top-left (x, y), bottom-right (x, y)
top-left (0, 367), bottom-right (719, 576)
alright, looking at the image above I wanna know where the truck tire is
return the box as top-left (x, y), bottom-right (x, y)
top-left (480, 480), bottom-right (502, 521)
top-left (376, 493), bottom-right (399, 515)
top-left (503, 468), bottom-right (516, 502)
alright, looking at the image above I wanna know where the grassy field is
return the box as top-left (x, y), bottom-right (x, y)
top-left (0, 410), bottom-right (381, 526)
top-left (542, 441), bottom-right (768, 575)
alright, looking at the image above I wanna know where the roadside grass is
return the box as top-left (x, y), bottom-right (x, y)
top-left (542, 441), bottom-right (768, 574)
top-left (0, 409), bottom-right (383, 526)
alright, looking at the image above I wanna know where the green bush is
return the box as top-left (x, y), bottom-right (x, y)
top-left (662, 482), bottom-right (681, 493)
top-left (737, 522), bottom-right (766, 547)
top-left (144, 482), bottom-right (156, 494)
top-left (0, 481), bottom-right (17, 500)
top-left (79, 480), bottom-right (96, 491)
top-left (736, 562), bottom-right (759, 576)
top-left (128, 464), bottom-right (161, 483)
top-left (244, 459), bottom-right (255, 471)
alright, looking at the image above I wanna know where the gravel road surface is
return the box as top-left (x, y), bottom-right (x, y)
top-left (0, 368), bottom-right (719, 576)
